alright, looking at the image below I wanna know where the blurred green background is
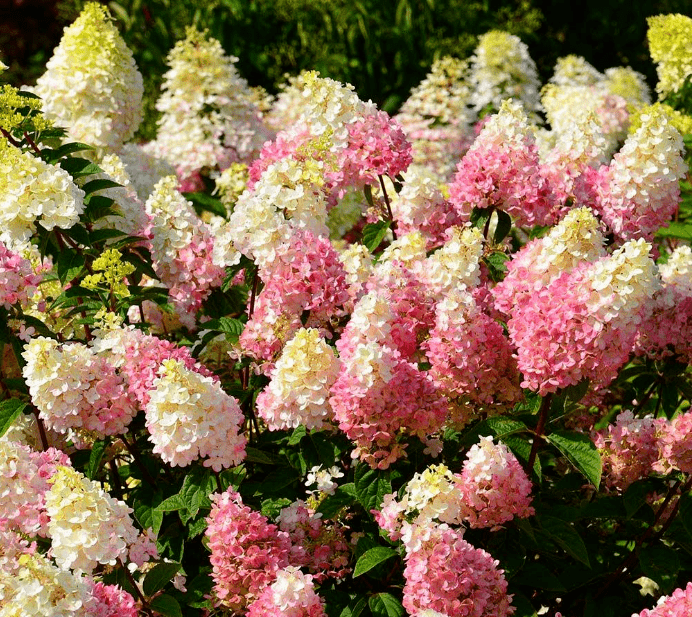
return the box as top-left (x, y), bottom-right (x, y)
top-left (2, 0), bottom-right (690, 140)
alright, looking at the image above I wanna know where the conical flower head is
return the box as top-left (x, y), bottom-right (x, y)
top-left (33, 2), bottom-right (143, 151)
top-left (647, 13), bottom-right (692, 96)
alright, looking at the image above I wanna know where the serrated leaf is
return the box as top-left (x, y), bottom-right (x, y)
top-left (316, 484), bottom-right (357, 518)
top-left (133, 496), bottom-right (164, 536)
top-left (0, 399), bottom-right (26, 438)
top-left (470, 206), bottom-right (492, 229)
top-left (149, 593), bottom-right (182, 617)
top-left (539, 515), bottom-right (590, 567)
top-left (45, 142), bottom-right (94, 163)
top-left (354, 465), bottom-right (392, 512)
top-left (245, 446), bottom-right (279, 465)
top-left (56, 251), bottom-right (85, 285)
top-left (353, 546), bottom-right (397, 577)
top-left (86, 439), bottom-right (107, 480)
top-left (156, 494), bottom-right (187, 512)
top-left (484, 417), bottom-right (529, 437)
top-left (501, 434), bottom-right (542, 481)
top-left (656, 221), bottom-right (692, 241)
top-left (143, 562), bottom-right (181, 597)
top-left (368, 593), bottom-right (404, 617)
top-left (547, 431), bottom-right (602, 490)
top-left (59, 157), bottom-right (103, 178)
top-left (362, 220), bottom-right (391, 252)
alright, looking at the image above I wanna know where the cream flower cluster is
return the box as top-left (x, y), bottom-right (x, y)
top-left (469, 30), bottom-right (541, 115)
top-left (0, 142), bottom-right (84, 248)
top-left (151, 27), bottom-right (269, 178)
top-left (45, 466), bottom-right (138, 574)
top-left (256, 328), bottom-right (341, 431)
top-left (33, 2), bottom-right (143, 151)
top-left (145, 358), bottom-right (247, 471)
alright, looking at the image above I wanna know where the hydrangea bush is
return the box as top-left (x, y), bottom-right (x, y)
top-left (2, 5), bottom-right (692, 617)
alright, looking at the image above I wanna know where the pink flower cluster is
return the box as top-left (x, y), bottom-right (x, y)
top-left (87, 580), bottom-right (138, 617)
top-left (0, 241), bottom-right (43, 309)
top-left (634, 582), bottom-right (692, 617)
top-left (458, 436), bottom-right (534, 528)
top-left (654, 411), bottom-right (692, 475)
top-left (206, 488), bottom-right (292, 611)
top-left (246, 567), bottom-right (326, 617)
top-left (402, 523), bottom-right (513, 617)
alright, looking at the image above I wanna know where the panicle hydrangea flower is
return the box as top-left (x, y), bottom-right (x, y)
top-left (0, 550), bottom-right (89, 617)
top-left (448, 99), bottom-right (553, 227)
top-left (0, 240), bottom-right (43, 308)
top-left (22, 336), bottom-right (137, 438)
top-left (635, 245), bottom-right (692, 362)
top-left (581, 106), bottom-right (686, 243)
top-left (86, 581), bottom-right (138, 617)
top-left (654, 411), bottom-right (692, 475)
top-left (45, 465), bottom-right (138, 574)
top-left (634, 581), bottom-right (692, 617)
top-left (216, 162), bottom-right (250, 212)
top-left (550, 55), bottom-right (603, 86)
top-left (508, 239), bottom-right (660, 394)
top-left (205, 488), bottom-right (291, 611)
top-left (32, 2), bottom-right (143, 152)
top-left (629, 102), bottom-right (692, 138)
top-left (118, 142), bottom-right (175, 202)
top-left (145, 175), bottom-right (229, 328)
top-left (403, 464), bottom-right (464, 525)
top-left (647, 14), bottom-right (692, 96)
top-left (493, 207), bottom-right (606, 314)
top-left (593, 411), bottom-right (659, 490)
top-left (541, 83), bottom-right (630, 158)
top-left (423, 291), bottom-right (522, 426)
top-left (395, 56), bottom-right (475, 181)
top-left (401, 522), bottom-right (513, 617)
top-left (457, 436), bottom-right (534, 528)
top-left (277, 500), bottom-right (350, 582)
top-left (390, 166), bottom-right (466, 248)
top-left (0, 441), bottom-right (70, 537)
top-left (469, 30), bottom-right (541, 115)
top-left (0, 141), bottom-right (85, 249)
top-left (423, 226), bottom-right (484, 300)
top-left (145, 358), bottom-right (246, 471)
top-left (265, 71), bottom-right (313, 132)
top-left (246, 566), bottom-right (326, 617)
top-left (257, 328), bottom-right (340, 431)
top-left (149, 27), bottom-right (269, 180)
top-left (336, 291), bottom-right (394, 357)
top-left (306, 465), bottom-right (344, 496)
top-left (338, 243), bottom-right (374, 304)
top-left (330, 339), bottom-right (447, 468)
top-left (604, 67), bottom-right (652, 107)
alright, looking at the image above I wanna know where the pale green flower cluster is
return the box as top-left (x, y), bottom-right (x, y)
top-left (647, 13), bottom-right (692, 96)
top-left (33, 2), bottom-right (143, 152)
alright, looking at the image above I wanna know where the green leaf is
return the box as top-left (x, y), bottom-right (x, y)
top-left (493, 209), bottom-right (512, 243)
top-left (501, 434), bottom-right (542, 482)
top-left (203, 316), bottom-right (245, 341)
top-left (508, 592), bottom-right (538, 617)
top-left (143, 561), bottom-right (181, 597)
top-left (547, 430), bottom-right (602, 490)
top-left (81, 178), bottom-right (122, 195)
top-left (244, 446), bottom-right (279, 465)
top-left (680, 492), bottom-right (692, 538)
top-left (156, 494), bottom-right (187, 513)
top-left (149, 593), bottom-right (183, 617)
top-left (0, 399), bottom-right (26, 438)
top-left (353, 546), bottom-right (397, 577)
top-left (368, 593), bottom-right (404, 617)
top-left (362, 220), bottom-right (391, 252)
top-left (484, 251), bottom-right (509, 282)
top-left (56, 251), bottom-right (85, 285)
top-left (59, 157), bottom-right (103, 179)
top-left (86, 439), bottom-right (107, 480)
top-left (484, 416), bottom-right (529, 437)
top-left (354, 465), bottom-right (392, 512)
top-left (183, 192), bottom-right (227, 218)
top-left (512, 562), bottom-right (566, 592)
top-left (42, 142), bottom-right (94, 164)
top-left (639, 545), bottom-right (680, 593)
top-left (470, 206), bottom-right (492, 229)
top-left (133, 495), bottom-right (164, 536)
top-left (656, 221), bottom-right (692, 241)
top-left (363, 183), bottom-right (375, 208)
top-left (539, 515), bottom-right (590, 567)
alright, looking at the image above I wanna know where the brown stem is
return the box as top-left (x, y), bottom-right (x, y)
top-left (378, 174), bottom-right (397, 240)
top-left (31, 406), bottom-right (49, 451)
top-left (0, 127), bottom-right (21, 147)
top-left (23, 131), bottom-right (41, 155)
top-left (117, 558), bottom-right (154, 617)
top-left (527, 394), bottom-right (552, 473)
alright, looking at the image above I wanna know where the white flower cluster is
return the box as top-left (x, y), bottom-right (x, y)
top-left (0, 143), bottom-right (84, 249)
top-left (150, 27), bottom-right (269, 177)
top-left (403, 463), bottom-right (463, 525)
top-left (587, 239), bottom-right (660, 323)
top-left (21, 337), bottom-right (137, 438)
top-left (378, 231), bottom-right (428, 267)
top-left (540, 112), bottom-right (609, 175)
top-left (337, 242), bottom-right (373, 301)
top-left (32, 2), bottom-right (143, 152)
top-left (145, 358), bottom-right (247, 471)
top-left (424, 225), bottom-right (484, 298)
top-left (660, 245), bottom-right (692, 295)
top-left (119, 143), bottom-right (176, 202)
top-left (469, 30), bottom-right (541, 115)
top-left (45, 466), bottom-right (138, 574)
top-left (0, 550), bottom-right (89, 617)
top-left (257, 328), bottom-right (341, 431)
top-left (550, 55), bottom-right (603, 86)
